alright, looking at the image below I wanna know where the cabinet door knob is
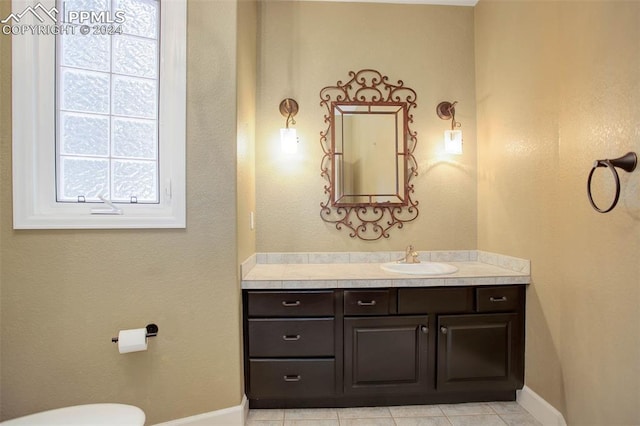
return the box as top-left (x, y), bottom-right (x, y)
top-left (357, 300), bottom-right (377, 306)
top-left (420, 326), bottom-right (429, 334)
top-left (490, 296), bottom-right (508, 302)
top-left (282, 334), bottom-right (301, 341)
top-left (440, 326), bottom-right (448, 334)
top-left (281, 300), bottom-right (301, 307)
top-left (283, 375), bottom-right (301, 382)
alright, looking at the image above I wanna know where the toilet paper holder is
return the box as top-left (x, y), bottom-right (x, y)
top-left (111, 324), bottom-right (159, 343)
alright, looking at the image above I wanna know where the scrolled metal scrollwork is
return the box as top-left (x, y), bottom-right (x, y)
top-left (319, 69), bottom-right (419, 241)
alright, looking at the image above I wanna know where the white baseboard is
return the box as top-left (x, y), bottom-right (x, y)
top-left (153, 395), bottom-right (248, 426)
top-left (517, 385), bottom-right (567, 426)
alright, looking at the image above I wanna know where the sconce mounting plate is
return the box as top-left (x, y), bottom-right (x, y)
top-left (436, 101), bottom-right (456, 120)
top-left (279, 98), bottom-right (299, 118)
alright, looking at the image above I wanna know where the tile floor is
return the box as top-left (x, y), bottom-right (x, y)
top-left (246, 401), bottom-right (542, 426)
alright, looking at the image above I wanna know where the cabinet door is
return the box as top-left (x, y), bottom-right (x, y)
top-left (437, 313), bottom-right (522, 392)
top-left (344, 316), bottom-right (429, 396)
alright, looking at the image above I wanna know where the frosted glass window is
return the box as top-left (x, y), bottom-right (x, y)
top-left (13, 0), bottom-right (185, 229)
top-left (112, 160), bottom-right (158, 202)
top-left (59, 157), bottom-right (110, 201)
top-left (61, 0), bottom-right (110, 15)
top-left (60, 32), bottom-right (110, 72)
top-left (113, 36), bottom-right (157, 78)
top-left (56, 0), bottom-right (160, 204)
top-left (115, 0), bottom-right (159, 39)
top-left (60, 113), bottom-right (110, 156)
top-left (113, 76), bottom-right (157, 119)
top-left (112, 118), bottom-right (157, 159)
top-left (60, 69), bottom-right (110, 114)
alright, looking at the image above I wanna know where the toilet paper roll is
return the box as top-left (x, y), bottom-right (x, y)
top-left (118, 328), bottom-right (148, 354)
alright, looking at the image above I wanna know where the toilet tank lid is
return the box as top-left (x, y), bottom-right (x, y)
top-left (0, 403), bottom-right (145, 426)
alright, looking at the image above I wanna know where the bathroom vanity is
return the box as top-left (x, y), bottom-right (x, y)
top-left (241, 251), bottom-right (530, 409)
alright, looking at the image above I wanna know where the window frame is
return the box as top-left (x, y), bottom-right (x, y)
top-left (11, 0), bottom-right (186, 229)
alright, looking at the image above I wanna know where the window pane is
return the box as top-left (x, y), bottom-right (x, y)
top-left (59, 157), bottom-right (109, 201)
top-left (112, 160), bottom-right (157, 202)
top-left (115, 0), bottom-right (159, 39)
top-left (112, 117), bottom-right (157, 159)
top-left (112, 75), bottom-right (157, 118)
top-left (61, 0), bottom-right (110, 17)
top-left (61, 68), bottom-right (110, 114)
top-left (55, 0), bottom-right (160, 205)
top-left (60, 31), bottom-right (110, 71)
top-left (113, 35), bottom-right (158, 78)
top-left (60, 112), bottom-right (110, 156)
top-left (60, 31), bottom-right (110, 72)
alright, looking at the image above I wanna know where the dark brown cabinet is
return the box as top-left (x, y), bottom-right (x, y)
top-left (244, 290), bottom-right (338, 406)
top-left (243, 285), bottom-right (525, 408)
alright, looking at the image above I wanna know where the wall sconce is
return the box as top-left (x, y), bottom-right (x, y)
top-left (279, 98), bottom-right (299, 154)
top-left (436, 101), bottom-right (462, 155)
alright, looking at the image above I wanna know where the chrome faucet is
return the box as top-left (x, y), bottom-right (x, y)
top-left (400, 245), bottom-right (420, 264)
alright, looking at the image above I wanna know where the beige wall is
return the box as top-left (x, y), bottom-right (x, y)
top-left (236, 0), bottom-right (258, 402)
top-left (0, 1), bottom-right (244, 423)
top-left (255, 1), bottom-right (477, 252)
top-left (237, 0), bottom-right (258, 264)
top-left (476, 1), bottom-right (640, 424)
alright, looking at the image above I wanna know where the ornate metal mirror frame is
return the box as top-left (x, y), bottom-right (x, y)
top-left (320, 69), bottom-right (419, 240)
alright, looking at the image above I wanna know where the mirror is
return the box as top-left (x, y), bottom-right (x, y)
top-left (320, 70), bottom-right (419, 241)
top-left (333, 103), bottom-right (407, 205)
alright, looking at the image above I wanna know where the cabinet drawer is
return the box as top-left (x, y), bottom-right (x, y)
top-left (398, 287), bottom-right (474, 314)
top-left (249, 359), bottom-right (335, 399)
top-left (248, 318), bottom-right (334, 357)
top-left (247, 291), bottom-right (334, 317)
top-left (476, 286), bottom-right (522, 312)
top-left (344, 290), bottom-right (391, 315)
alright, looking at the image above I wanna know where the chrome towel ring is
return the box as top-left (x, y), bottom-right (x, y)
top-left (587, 152), bottom-right (637, 213)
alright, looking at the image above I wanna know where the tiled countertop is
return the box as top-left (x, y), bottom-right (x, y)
top-left (241, 250), bottom-right (530, 290)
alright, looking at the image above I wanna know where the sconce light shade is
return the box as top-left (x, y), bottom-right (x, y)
top-left (280, 127), bottom-right (298, 154)
top-left (444, 130), bottom-right (463, 155)
top-left (437, 101), bottom-right (463, 155)
top-left (279, 98), bottom-right (299, 155)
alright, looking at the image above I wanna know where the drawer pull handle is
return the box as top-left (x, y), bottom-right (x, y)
top-left (283, 375), bottom-right (301, 382)
top-left (490, 296), bottom-right (508, 302)
top-left (281, 300), bottom-right (301, 307)
top-left (440, 326), bottom-right (448, 335)
top-left (282, 334), bottom-right (301, 341)
top-left (421, 326), bottom-right (429, 334)
top-left (357, 300), bottom-right (377, 306)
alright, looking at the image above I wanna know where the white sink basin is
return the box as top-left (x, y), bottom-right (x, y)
top-left (381, 261), bottom-right (458, 275)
